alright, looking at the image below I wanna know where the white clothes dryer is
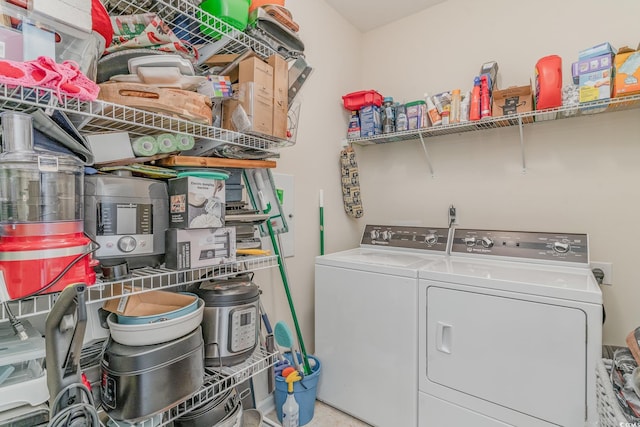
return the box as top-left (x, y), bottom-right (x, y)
top-left (418, 229), bottom-right (602, 427)
top-left (315, 225), bottom-right (450, 427)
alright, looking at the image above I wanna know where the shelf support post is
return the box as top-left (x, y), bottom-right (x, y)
top-left (518, 116), bottom-right (526, 173)
top-left (418, 133), bottom-right (435, 178)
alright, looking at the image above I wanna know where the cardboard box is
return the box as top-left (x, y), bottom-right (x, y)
top-left (268, 55), bottom-right (289, 140)
top-left (579, 42), bottom-right (615, 60)
top-left (165, 227), bottom-right (236, 270)
top-left (102, 289), bottom-right (196, 317)
top-left (492, 84), bottom-right (533, 122)
top-left (223, 82), bottom-right (273, 136)
top-left (613, 44), bottom-right (640, 97)
top-left (239, 57), bottom-right (274, 95)
top-left (169, 176), bottom-right (226, 229)
top-left (578, 53), bottom-right (613, 102)
top-left (359, 105), bottom-right (381, 137)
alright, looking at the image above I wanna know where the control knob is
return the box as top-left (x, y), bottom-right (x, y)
top-left (117, 236), bottom-right (137, 253)
top-left (481, 237), bottom-right (494, 248)
top-left (424, 233), bottom-right (438, 245)
top-left (553, 241), bottom-right (570, 254)
top-left (463, 237), bottom-right (476, 246)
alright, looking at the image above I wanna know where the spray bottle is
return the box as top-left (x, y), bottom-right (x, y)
top-left (282, 371), bottom-right (302, 427)
top-left (470, 76), bottom-right (481, 121)
top-left (480, 74), bottom-right (491, 119)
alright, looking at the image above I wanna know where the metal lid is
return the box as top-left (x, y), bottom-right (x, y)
top-left (195, 279), bottom-right (260, 306)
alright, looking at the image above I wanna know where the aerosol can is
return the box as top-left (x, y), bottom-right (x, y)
top-left (282, 371), bottom-right (302, 427)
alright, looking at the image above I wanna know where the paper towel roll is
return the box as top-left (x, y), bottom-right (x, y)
top-left (175, 134), bottom-right (195, 151)
top-left (131, 135), bottom-right (159, 157)
top-left (156, 133), bottom-right (178, 153)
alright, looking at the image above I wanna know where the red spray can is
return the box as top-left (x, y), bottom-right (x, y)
top-left (470, 76), bottom-right (481, 121)
top-left (480, 75), bottom-right (491, 118)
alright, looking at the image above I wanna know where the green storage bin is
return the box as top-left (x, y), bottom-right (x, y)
top-left (198, 0), bottom-right (251, 39)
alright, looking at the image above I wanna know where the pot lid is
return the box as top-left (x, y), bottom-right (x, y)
top-left (195, 279), bottom-right (260, 305)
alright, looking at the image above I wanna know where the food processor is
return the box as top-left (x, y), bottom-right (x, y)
top-left (0, 112), bottom-right (96, 300)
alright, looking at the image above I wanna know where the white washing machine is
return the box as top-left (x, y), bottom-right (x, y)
top-left (418, 229), bottom-right (602, 427)
top-left (315, 225), bottom-right (450, 427)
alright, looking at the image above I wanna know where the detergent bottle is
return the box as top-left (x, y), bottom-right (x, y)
top-left (535, 55), bottom-right (562, 110)
top-left (470, 76), bottom-right (481, 121)
top-left (480, 75), bottom-right (491, 118)
top-left (282, 371), bottom-right (301, 427)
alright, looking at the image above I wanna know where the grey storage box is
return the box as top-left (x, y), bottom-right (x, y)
top-left (169, 176), bottom-right (226, 229)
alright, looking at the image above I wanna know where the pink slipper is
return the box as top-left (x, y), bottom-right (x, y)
top-left (0, 57), bottom-right (61, 89)
top-left (35, 56), bottom-right (100, 102)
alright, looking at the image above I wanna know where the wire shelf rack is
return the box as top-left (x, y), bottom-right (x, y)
top-left (0, 255), bottom-right (278, 322)
top-left (349, 93), bottom-right (640, 146)
top-left (0, 83), bottom-right (291, 153)
top-left (101, 0), bottom-right (277, 65)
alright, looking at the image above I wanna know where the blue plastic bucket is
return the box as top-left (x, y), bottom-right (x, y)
top-left (274, 354), bottom-right (321, 426)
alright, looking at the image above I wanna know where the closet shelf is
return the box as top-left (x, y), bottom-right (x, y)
top-left (349, 93), bottom-right (640, 146)
top-left (0, 255), bottom-right (279, 323)
top-left (0, 84), bottom-right (291, 154)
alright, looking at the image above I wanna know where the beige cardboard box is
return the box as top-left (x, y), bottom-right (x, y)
top-left (102, 288), bottom-right (196, 317)
top-left (268, 55), bottom-right (289, 139)
top-left (239, 57), bottom-right (274, 93)
top-left (613, 44), bottom-right (640, 97)
top-left (492, 84), bottom-right (533, 123)
top-left (223, 82), bottom-right (273, 136)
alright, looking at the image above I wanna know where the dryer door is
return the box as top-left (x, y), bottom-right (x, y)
top-left (426, 285), bottom-right (586, 426)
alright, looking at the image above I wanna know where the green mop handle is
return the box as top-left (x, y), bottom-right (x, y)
top-left (319, 189), bottom-right (324, 256)
top-left (267, 219), bottom-right (312, 375)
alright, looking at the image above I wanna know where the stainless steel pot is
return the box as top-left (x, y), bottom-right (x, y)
top-left (174, 374), bottom-right (238, 427)
top-left (194, 277), bottom-right (260, 367)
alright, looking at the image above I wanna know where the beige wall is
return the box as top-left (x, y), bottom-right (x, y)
top-left (259, 0), bottom-right (640, 350)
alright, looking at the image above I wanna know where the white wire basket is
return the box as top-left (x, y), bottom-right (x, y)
top-left (596, 358), bottom-right (630, 427)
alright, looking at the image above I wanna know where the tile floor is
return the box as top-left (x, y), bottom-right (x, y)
top-left (264, 400), bottom-right (372, 426)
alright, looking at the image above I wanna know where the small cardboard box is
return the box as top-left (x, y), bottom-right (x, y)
top-left (578, 53), bottom-right (613, 102)
top-left (267, 55), bottom-right (289, 140)
top-left (579, 42), bottom-right (615, 60)
top-left (102, 289), bottom-right (196, 317)
top-left (613, 44), bottom-right (640, 97)
top-left (223, 82), bottom-right (273, 136)
top-left (239, 57), bottom-right (274, 94)
top-left (169, 176), bottom-right (226, 229)
top-left (165, 227), bottom-right (236, 270)
top-left (359, 105), bottom-right (381, 137)
top-left (492, 84), bottom-right (533, 123)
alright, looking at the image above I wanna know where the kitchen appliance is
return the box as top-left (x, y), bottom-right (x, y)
top-left (84, 174), bottom-right (169, 269)
top-left (165, 226), bottom-right (236, 270)
top-left (418, 229), bottom-right (602, 426)
top-left (315, 225), bottom-right (450, 427)
top-left (193, 275), bottom-right (260, 367)
top-left (100, 326), bottom-right (205, 422)
top-left (0, 112), bottom-right (96, 300)
top-left (0, 319), bottom-right (48, 412)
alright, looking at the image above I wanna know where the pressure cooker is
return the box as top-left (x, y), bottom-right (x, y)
top-left (193, 275), bottom-right (260, 367)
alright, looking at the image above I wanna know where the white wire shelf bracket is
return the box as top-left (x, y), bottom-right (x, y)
top-left (0, 84), bottom-right (290, 152)
top-left (349, 93), bottom-right (640, 146)
top-left (101, 0), bottom-right (277, 64)
top-left (0, 255), bottom-right (279, 322)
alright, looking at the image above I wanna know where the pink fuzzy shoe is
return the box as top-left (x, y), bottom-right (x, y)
top-left (35, 56), bottom-right (100, 102)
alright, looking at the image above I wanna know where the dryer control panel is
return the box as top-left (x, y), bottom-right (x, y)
top-left (361, 225), bottom-right (449, 252)
top-left (451, 229), bottom-right (588, 264)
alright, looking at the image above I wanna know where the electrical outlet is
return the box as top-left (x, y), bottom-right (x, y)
top-left (591, 261), bottom-right (613, 286)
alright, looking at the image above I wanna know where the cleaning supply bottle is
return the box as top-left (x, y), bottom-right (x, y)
top-left (381, 97), bottom-right (396, 133)
top-left (282, 371), bottom-right (301, 427)
top-left (535, 55), bottom-right (562, 110)
top-left (395, 103), bottom-right (408, 132)
top-left (450, 89), bottom-right (461, 124)
top-left (470, 76), bottom-right (481, 121)
top-left (424, 93), bottom-right (442, 126)
top-left (480, 74), bottom-right (491, 118)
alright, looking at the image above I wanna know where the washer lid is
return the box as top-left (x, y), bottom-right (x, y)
top-left (419, 257), bottom-right (602, 304)
top-left (316, 247), bottom-right (444, 278)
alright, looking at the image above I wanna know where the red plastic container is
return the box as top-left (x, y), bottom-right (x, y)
top-left (535, 55), bottom-right (563, 110)
top-left (342, 90), bottom-right (383, 111)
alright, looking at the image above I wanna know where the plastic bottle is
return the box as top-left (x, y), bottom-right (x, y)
top-left (424, 93), bottom-right (442, 126)
top-left (470, 76), bottom-right (481, 121)
top-left (282, 372), bottom-right (301, 427)
top-left (347, 110), bottom-right (360, 139)
top-left (480, 75), bottom-right (491, 118)
top-left (381, 97), bottom-right (396, 133)
top-left (395, 103), bottom-right (408, 132)
top-left (535, 55), bottom-right (562, 110)
top-left (450, 89), bottom-right (461, 124)
top-left (460, 91), bottom-right (471, 122)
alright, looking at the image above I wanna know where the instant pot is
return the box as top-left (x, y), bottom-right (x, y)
top-left (193, 275), bottom-right (260, 367)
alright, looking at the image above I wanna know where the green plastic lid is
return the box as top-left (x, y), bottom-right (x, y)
top-left (177, 170), bottom-right (230, 180)
top-left (405, 100), bottom-right (426, 107)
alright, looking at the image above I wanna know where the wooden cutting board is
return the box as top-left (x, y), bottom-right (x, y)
top-left (98, 82), bottom-right (213, 125)
top-left (158, 155), bottom-right (277, 169)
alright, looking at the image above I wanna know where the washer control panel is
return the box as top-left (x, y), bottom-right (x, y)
top-left (361, 225), bottom-right (449, 252)
top-left (451, 229), bottom-right (588, 264)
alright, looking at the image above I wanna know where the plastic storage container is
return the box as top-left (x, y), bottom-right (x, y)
top-left (274, 354), bottom-right (321, 426)
top-left (198, 0), bottom-right (251, 38)
top-left (342, 90), bottom-right (383, 110)
top-left (381, 97), bottom-right (395, 134)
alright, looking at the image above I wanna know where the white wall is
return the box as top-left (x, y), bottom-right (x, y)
top-left (254, 0), bottom-right (365, 355)
top-left (357, 0), bottom-right (640, 345)
top-left (259, 0), bottom-right (640, 350)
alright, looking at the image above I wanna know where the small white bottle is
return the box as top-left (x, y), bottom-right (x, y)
top-left (282, 374), bottom-right (300, 427)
